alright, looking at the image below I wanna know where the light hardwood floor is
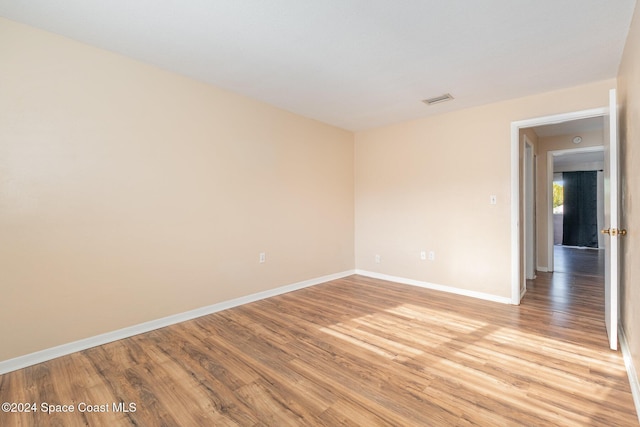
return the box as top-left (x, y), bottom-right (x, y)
top-left (0, 255), bottom-right (637, 425)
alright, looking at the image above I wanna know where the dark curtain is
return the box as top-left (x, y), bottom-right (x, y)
top-left (562, 171), bottom-right (598, 247)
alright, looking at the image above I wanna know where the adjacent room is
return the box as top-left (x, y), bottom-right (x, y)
top-left (2, 1), bottom-right (640, 425)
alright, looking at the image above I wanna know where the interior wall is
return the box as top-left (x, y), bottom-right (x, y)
top-left (355, 80), bottom-right (614, 299)
top-left (534, 130), bottom-right (604, 270)
top-left (0, 18), bottom-right (355, 362)
top-left (617, 0), bottom-right (640, 396)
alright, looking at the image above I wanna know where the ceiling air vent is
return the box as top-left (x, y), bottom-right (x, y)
top-left (422, 93), bottom-right (454, 106)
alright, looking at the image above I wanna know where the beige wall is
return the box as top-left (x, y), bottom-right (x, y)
top-left (534, 130), bottom-right (604, 270)
top-left (618, 1), bottom-right (640, 396)
top-left (355, 79), bottom-right (614, 299)
top-left (0, 18), bottom-right (355, 362)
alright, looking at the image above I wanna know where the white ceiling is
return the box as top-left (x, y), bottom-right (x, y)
top-left (554, 150), bottom-right (604, 169)
top-left (532, 116), bottom-right (604, 138)
top-left (0, 1), bottom-right (636, 131)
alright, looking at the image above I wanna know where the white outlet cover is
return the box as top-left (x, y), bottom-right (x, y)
top-left (420, 251), bottom-right (427, 260)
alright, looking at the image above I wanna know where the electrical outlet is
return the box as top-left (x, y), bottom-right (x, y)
top-left (420, 251), bottom-right (427, 260)
top-left (490, 195), bottom-right (497, 205)
top-left (428, 251), bottom-right (435, 261)
top-left (375, 254), bottom-right (381, 263)
top-left (259, 252), bottom-right (266, 263)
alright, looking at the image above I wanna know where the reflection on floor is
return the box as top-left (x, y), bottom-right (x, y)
top-left (553, 245), bottom-right (604, 277)
top-left (525, 245), bottom-right (604, 333)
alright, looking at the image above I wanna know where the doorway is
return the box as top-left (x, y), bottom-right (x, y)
top-left (510, 107), bottom-right (607, 304)
top-left (547, 145), bottom-right (605, 271)
top-left (512, 90), bottom-right (620, 351)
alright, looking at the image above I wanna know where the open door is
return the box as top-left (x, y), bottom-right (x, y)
top-left (603, 88), bottom-right (622, 351)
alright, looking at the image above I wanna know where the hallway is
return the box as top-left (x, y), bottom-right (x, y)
top-left (524, 246), bottom-right (605, 329)
top-left (553, 245), bottom-right (605, 276)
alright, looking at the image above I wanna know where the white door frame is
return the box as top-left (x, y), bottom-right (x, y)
top-left (510, 107), bottom-right (607, 304)
top-left (523, 135), bottom-right (535, 286)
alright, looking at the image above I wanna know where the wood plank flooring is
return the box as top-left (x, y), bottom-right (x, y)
top-left (553, 245), bottom-right (605, 277)
top-left (1, 259), bottom-right (637, 425)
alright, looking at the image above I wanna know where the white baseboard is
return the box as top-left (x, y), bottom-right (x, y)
top-left (0, 270), bottom-right (356, 375)
top-left (620, 327), bottom-right (640, 423)
top-left (354, 270), bottom-right (512, 305)
top-left (536, 266), bottom-right (550, 272)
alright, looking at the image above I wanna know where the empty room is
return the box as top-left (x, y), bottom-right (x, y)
top-left (2, 1), bottom-right (640, 426)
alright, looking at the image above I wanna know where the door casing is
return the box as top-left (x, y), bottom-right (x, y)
top-left (510, 107), bottom-right (607, 305)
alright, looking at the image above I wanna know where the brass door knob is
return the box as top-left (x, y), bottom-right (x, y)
top-left (601, 228), bottom-right (628, 237)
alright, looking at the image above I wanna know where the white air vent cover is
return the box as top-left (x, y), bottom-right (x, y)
top-left (422, 93), bottom-right (454, 105)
